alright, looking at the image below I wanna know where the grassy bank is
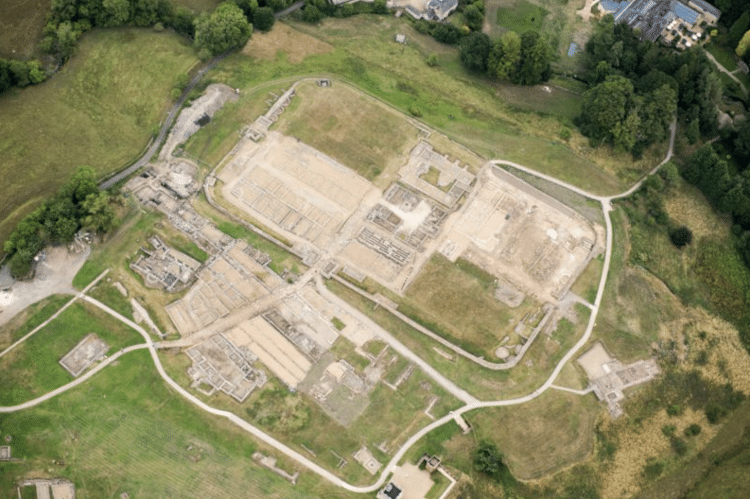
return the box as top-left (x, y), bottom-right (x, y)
top-left (0, 27), bottom-right (199, 250)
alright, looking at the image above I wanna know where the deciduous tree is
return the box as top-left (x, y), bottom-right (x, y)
top-left (194, 2), bottom-right (252, 55)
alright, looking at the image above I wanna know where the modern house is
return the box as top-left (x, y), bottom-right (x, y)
top-left (393, 0), bottom-right (458, 21)
top-left (600, 0), bottom-right (721, 46)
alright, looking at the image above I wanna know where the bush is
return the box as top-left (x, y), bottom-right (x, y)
top-left (670, 226), bottom-right (693, 248)
top-left (644, 460), bottom-right (664, 479)
top-left (667, 404), bottom-right (683, 416)
top-left (684, 423), bottom-right (702, 436)
top-left (426, 53), bottom-right (438, 67)
top-left (671, 436), bottom-right (688, 456)
top-left (706, 402), bottom-right (729, 424)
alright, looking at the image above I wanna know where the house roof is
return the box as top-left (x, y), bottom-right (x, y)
top-left (383, 483), bottom-right (402, 499)
top-left (688, 0), bottom-right (721, 18)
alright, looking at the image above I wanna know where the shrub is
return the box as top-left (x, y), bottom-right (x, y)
top-left (667, 405), bottom-right (683, 416)
top-left (644, 460), bottom-right (664, 479)
top-left (670, 226), bottom-right (693, 248)
top-left (671, 437), bottom-right (688, 456)
top-left (684, 424), bottom-right (702, 436)
top-left (426, 53), bottom-right (438, 67)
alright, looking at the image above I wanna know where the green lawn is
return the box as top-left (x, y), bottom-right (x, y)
top-left (0, 28), bottom-right (199, 251)
top-left (160, 345), bottom-right (461, 486)
top-left (704, 43), bottom-right (739, 73)
top-left (0, 294), bottom-right (72, 351)
top-left (495, 0), bottom-right (551, 32)
top-left (0, 349), bottom-right (363, 499)
top-left (0, 301), bottom-right (142, 406)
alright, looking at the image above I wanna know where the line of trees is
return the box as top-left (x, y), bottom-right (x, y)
top-left (413, 17), bottom-right (553, 85)
top-left (3, 167), bottom-right (119, 278)
top-left (575, 15), bottom-right (722, 157)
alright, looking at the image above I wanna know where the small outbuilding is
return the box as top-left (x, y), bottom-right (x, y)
top-left (378, 482), bottom-right (403, 499)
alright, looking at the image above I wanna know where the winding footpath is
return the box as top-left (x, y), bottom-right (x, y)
top-left (3, 118), bottom-right (677, 493)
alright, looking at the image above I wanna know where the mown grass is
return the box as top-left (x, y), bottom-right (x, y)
top-left (71, 206), bottom-right (201, 336)
top-left (329, 336), bottom-right (370, 372)
top-left (192, 192), bottom-right (305, 276)
top-left (0, 349), bottom-right (364, 499)
top-left (571, 255), bottom-right (603, 304)
top-left (0, 300), bottom-right (142, 406)
top-left (495, 0), bottom-right (550, 32)
top-left (465, 390), bottom-right (599, 479)
top-left (0, 28), bottom-right (199, 251)
top-left (404, 254), bottom-right (538, 358)
top-left (0, 294), bottom-right (72, 350)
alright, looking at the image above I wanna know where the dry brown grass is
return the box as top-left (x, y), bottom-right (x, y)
top-left (468, 390), bottom-right (599, 480)
top-left (241, 22), bottom-right (333, 64)
top-left (600, 407), bottom-right (720, 499)
top-left (275, 80), bottom-right (421, 186)
top-left (664, 183), bottom-right (733, 241)
top-left (405, 254), bottom-right (538, 357)
top-left (554, 361), bottom-right (589, 390)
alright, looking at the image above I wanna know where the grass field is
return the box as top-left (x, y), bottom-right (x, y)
top-left (160, 346), bottom-right (461, 485)
top-left (0, 28), bottom-right (199, 251)
top-left (466, 390), bottom-right (599, 479)
top-left (404, 254), bottom-right (538, 358)
top-left (327, 278), bottom-right (589, 401)
top-left (276, 80), bottom-right (421, 186)
top-left (192, 192), bottom-right (305, 276)
top-left (0, 294), bottom-right (72, 351)
top-left (495, 0), bottom-right (551, 32)
top-left (0, 0), bottom-right (51, 58)
top-left (571, 254), bottom-right (603, 304)
top-left (704, 43), bottom-right (739, 73)
top-left (0, 349), bottom-right (364, 499)
top-left (0, 300), bottom-right (142, 406)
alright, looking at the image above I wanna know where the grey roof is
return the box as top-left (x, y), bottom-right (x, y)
top-left (616, 0), bottom-right (718, 42)
top-left (688, 0), bottom-right (721, 18)
top-left (383, 483), bottom-right (402, 499)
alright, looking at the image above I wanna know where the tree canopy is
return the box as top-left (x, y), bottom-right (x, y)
top-left (3, 166), bottom-right (119, 279)
top-left (194, 2), bottom-right (252, 56)
top-left (252, 6), bottom-right (275, 31)
top-left (459, 32), bottom-right (491, 72)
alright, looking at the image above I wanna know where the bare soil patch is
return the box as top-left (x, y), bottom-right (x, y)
top-left (242, 22), bottom-right (333, 64)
